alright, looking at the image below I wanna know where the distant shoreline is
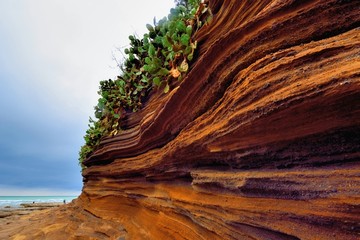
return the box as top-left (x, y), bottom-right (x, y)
top-left (0, 202), bottom-right (64, 217)
top-left (0, 196), bottom-right (77, 208)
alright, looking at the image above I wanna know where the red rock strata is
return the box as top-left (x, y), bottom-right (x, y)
top-left (2, 0), bottom-right (359, 239)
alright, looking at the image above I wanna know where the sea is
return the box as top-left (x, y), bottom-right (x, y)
top-left (0, 196), bottom-right (78, 208)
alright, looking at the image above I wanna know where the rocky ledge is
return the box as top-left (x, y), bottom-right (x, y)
top-left (0, 203), bottom-right (63, 219)
top-left (2, 0), bottom-right (359, 239)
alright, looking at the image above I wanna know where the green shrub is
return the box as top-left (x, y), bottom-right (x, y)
top-left (79, 0), bottom-right (212, 169)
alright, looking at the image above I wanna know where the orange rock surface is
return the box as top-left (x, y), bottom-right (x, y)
top-left (2, 0), bottom-right (359, 239)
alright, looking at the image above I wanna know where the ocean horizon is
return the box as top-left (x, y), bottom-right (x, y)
top-left (0, 196), bottom-right (78, 208)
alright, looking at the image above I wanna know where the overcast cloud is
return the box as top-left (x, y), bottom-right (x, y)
top-left (0, 0), bottom-right (174, 196)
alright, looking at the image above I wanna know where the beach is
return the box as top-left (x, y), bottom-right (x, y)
top-left (0, 196), bottom-right (77, 228)
top-left (0, 195), bottom-right (127, 239)
top-left (1, 202), bottom-right (63, 217)
top-left (0, 201), bottom-right (70, 239)
top-left (0, 202), bottom-right (64, 224)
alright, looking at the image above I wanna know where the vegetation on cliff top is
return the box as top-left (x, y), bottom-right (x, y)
top-left (79, 0), bottom-right (212, 169)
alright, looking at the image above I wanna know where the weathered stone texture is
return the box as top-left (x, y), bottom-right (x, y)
top-left (2, 0), bottom-right (359, 239)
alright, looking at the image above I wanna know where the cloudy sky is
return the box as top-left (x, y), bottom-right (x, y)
top-left (0, 0), bottom-right (174, 196)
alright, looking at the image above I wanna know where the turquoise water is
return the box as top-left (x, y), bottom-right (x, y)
top-left (0, 196), bottom-right (78, 208)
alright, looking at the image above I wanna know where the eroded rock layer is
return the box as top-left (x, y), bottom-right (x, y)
top-left (2, 0), bottom-right (359, 239)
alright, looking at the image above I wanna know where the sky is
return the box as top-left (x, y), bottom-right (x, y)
top-left (0, 0), bottom-right (175, 196)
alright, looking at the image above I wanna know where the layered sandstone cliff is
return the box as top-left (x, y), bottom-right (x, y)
top-left (2, 0), bottom-right (359, 239)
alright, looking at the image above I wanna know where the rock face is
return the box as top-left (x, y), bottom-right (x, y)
top-left (2, 0), bottom-right (360, 239)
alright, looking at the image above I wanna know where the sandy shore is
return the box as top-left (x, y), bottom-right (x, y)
top-left (0, 197), bottom-right (127, 239)
top-left (0, 202), bottom-right (63, 230)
